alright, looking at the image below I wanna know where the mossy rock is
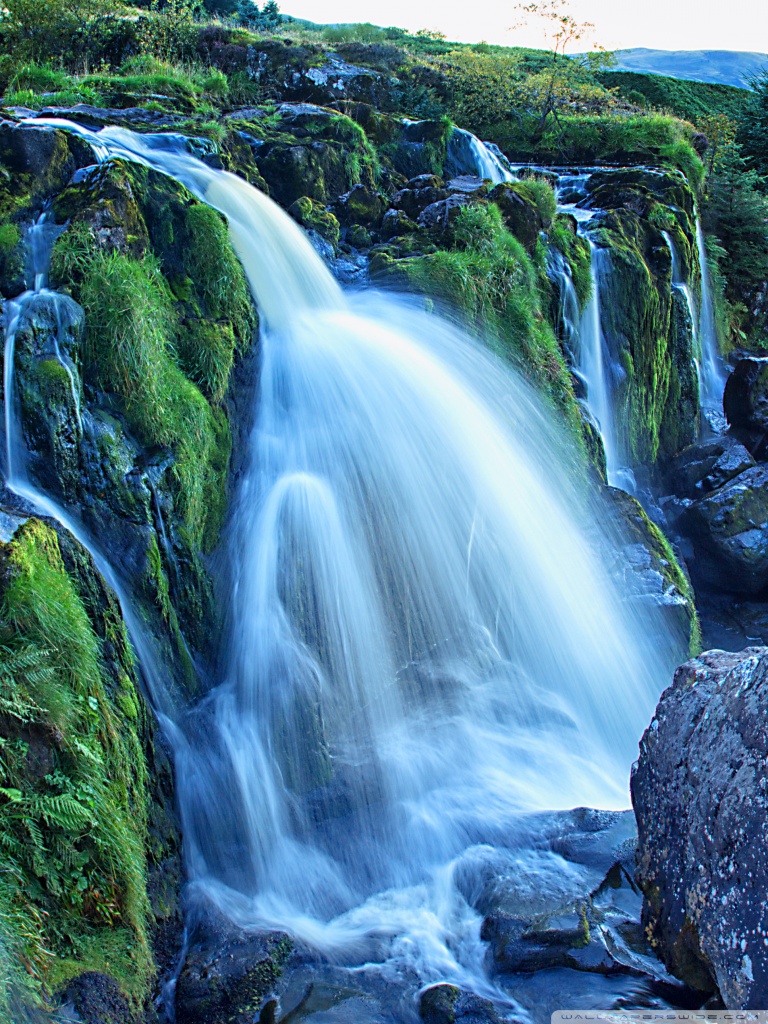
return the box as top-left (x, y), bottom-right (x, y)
top-left (0, 517), bottom-right (179, 1017)
top-left (606, 487), bottom-right (700, 657)
top-left (51, 161), bottom-right (149, 260)
top-left (288, 195), bottom-right (340, 248)
top-left (593, 206), bottom-right (698, 467)
top-left (392, 118), bottom-right (454, 179)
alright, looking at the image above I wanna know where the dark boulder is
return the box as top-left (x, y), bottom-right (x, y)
top-left (392, 183), bottom-right (449, 221)
top-left (63, 972), bottom-right (138, 1024)
top-left (665, 435), bottom-right (756, 499)
top-left (420, 984), bottom-right (502, 1024)
top-left (488, 183), bottom-right (540, 252)
top-left (175, 906), bottom-right (292, 1024)
top-left (679, 464), bottom-right (768, 594)
top-left (380, 208), bottom-right (418, 240)
top-left (417, 193), bottom-right (474, 234)
top-left (724, 356), bottom-right (768, 433)
top-left (632, 647), bottom-right (768, 1006)
top-left (333, 183), bottom-right (388, 227)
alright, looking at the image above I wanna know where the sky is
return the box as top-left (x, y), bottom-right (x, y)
top-left (283, 0), bottom-right (768, 54)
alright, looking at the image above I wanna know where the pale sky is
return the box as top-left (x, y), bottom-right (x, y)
top-left (284, 0), bottom-right (768, 54)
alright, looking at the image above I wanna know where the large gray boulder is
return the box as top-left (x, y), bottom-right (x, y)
top-left (665, 435), bottom-right (755, 500)
top-left (679, 464), bottom-right (768, 594)
top-left (632, 647), bottom-right (768, 1007)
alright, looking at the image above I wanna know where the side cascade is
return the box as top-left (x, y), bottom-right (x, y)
top-left (7, 120), bottom-right (683, 1001)
top-left (695, 217), bottom-right (728, 427)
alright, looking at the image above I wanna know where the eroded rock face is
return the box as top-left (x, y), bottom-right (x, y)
top-left (724, 357), bottom-right (768, 434)
top-left (632, 647), bottom-right (768, 1007)
top-left (665, 435), bottom-right (756, 500)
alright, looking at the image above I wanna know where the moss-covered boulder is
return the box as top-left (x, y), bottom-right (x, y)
top-left (175, 909), bottom-right (292, 1024)
top-left (242, 103), bottom-right (378, 209)
top-left (333, 183), bottom-right (388, 227)
top-left (0, 517), bottom-right (181, 1019)
top-left (392, 118), bottom-right (454, 179)
top-left (288, 195), bottom-right (340, 248)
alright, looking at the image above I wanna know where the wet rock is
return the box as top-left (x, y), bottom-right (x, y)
top-left (605, 488), bottom-right (698, 656)
top-left (724, 356), bottom-right (768, 433)
top-left (288, 196), bottom-right (340, 248)
top-left (0, 121), bottom-right (89, 200)
top-left (393, 120), bottom-right (454, 179)
top-left (392, 183), bottom-right (450, 220)
top-left (417, 193), bottom-right (474, 234)
top-left (13, 291), bottom-right (85, 501)
top-left (175, 906), bottom-right (292, 1024)
top-left (420, 984), bottom-right (502, 1024)
top-left (488, 183), bottom-right (540, 252)
top-left (679, 464), bottom-right (768, 594)
top-left (380, 208), bottom-right (418, 240)
top-left (665, 435), bottom-right (756, 499)
top-left (477, 809), bottom-right (670, 983)
top-left (632, 647), bottom-right (768, 1006)
top-left (63, 972), bottom-right (138, 1024)
top-left (333, 183), bottom-right (388, 227)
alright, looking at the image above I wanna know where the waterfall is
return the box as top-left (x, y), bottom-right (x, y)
top-left (9, 121), bottom-right (680, 1000)
top-left (695, 218), bottom-right (728, 422)
top-left (444, 127), bottom-right (516, 183)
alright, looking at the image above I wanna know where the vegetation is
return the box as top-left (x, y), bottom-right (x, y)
top-left (0, 520), bottom-right (154, 1013)
top-left (373, 202), bottom-right (583, 438)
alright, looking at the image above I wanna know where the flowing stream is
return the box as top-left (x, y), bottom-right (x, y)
top-left (5, 121), bottom-right (683, 1013)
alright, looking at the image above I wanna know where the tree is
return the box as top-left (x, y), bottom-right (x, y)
top-left (509, 0), bottom-right (614, 146)
top-left (738, 69), bottom-right (768, 184)
top-left (703, 141), bottom-right (768, 344)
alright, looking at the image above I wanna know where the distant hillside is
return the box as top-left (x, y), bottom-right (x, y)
top-left (598, 70), bottom-right (752, 123)
top-left (612, 49), bottom-right (767, 87)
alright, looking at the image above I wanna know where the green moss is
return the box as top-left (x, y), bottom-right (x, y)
top-left (374, 203), bottom-right (583, 438)
top-left (0, 520), bottom-right (154, 1011)
top-left (78, 250), bottom-right (228, 551)
top-left (287, 196), bottom-right (340, 248)
top-left (549, 215), bottom-right (592, 309)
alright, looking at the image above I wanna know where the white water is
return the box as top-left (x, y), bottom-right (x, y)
top-left (8, 122), bottom-right (680, 1006)
top-left (695, 218), bottom-right (728, 419)
top-left (445, 127), bottom-right (516, 183)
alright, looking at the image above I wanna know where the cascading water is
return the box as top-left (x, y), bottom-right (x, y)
top-left (10, 121), bottom-right (682, 1011)
top-left (695, 218), bottom-right (728, 422)
top-left (444, 127), bottom-right (516, 183)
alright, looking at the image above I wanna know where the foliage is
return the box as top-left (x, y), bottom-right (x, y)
top-left (597, 70), bottom-right (752, 124)
top-left (738, 69), bottom-right (768, 181)
top-left (137, 0), bottom-right (200, 64)
top-left (0, 520), bottom-right (153, 1010)
top-left (702, 141), bottom-right (768, 348)
top-left (0, 0), bottom-right (125, 66)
